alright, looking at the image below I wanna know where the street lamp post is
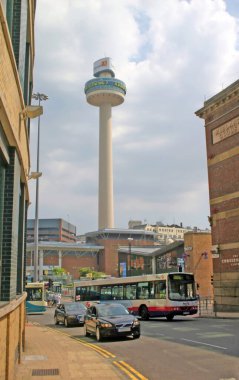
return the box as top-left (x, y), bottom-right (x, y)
top-left (128, 237), bottom-right (133, 277)
top-left (32, 93), bottom-right (48, 282)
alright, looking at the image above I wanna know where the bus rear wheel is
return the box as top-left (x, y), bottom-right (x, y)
top-left (139, 305), bottom-right (149, 320)
top-left (166, 314), bottom-right (174, 321)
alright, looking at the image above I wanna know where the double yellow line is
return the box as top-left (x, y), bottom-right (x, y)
top-left (113, 360), bottom-right (148, 380)
top-left (73, 337), bottom-right (115, 359)
top-left (45, 326), bottom-right (148, 379)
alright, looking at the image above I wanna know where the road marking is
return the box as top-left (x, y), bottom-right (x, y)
top-left (73, 337), bottom-right (116, 358)
top-left (173, 327), bottom-right (200, 332)
top-left (181, 338), bottom-right (228, 350)
top-left (196, 332), bottom-right (233, 338)
top-left (113, 361), bottom-right (148, 380)
top-left (118, 361), bottom-right (148, 380)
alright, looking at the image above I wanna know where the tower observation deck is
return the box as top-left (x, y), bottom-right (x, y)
top-left (84, 58), bottom-right (126, 229)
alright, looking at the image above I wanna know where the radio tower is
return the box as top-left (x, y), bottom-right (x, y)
top-left (85, 58), bottom-right (126, 229)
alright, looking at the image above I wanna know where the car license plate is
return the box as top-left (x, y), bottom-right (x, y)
top-left (118, 327), bottom-right (131, 332)
top-left (183, 312), bottom-right (190, 315)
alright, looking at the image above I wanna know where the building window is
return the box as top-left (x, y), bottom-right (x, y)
top-left (0, 155), bottom-right (6, 297)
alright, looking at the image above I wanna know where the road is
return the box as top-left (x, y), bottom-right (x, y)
top-left (28, 308), bottom-right (239, 380)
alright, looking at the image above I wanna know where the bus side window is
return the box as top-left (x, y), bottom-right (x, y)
top-left (124, 284), bottom-right (136, 300)
top-left (101, 286), bottom-right (112, 300)
top-left (137, 282), bottom-right (149, 299)
top-left (155, 281), bottom-right (166, 299)
top-left (112, 285), bottom-right (124, 300)
top-left (79, 287), bottom-right (87, 301)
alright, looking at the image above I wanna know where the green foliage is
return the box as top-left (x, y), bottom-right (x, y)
top-left (78, 267), bottom-right (106, 280)
top-left (52, 267), bottom-right (66, 276)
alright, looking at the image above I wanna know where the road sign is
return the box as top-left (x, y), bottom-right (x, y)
top-left (177, 258), bottom-right (184, 265)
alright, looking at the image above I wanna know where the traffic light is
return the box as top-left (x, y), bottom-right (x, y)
top-left (210, 275), bottom-right (214, 285)
top-left (48, 278), bottom-right (53, 289)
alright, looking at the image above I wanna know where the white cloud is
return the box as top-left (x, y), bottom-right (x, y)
top-left (28, 0), bottom-right (239, 233)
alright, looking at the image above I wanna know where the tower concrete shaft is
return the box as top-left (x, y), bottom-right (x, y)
top-left (99, 103), bottom-right (113, 229)
top-left (85, 58), bottom-right (126, 230)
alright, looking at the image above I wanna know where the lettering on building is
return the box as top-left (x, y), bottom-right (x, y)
top-left (212, 116), bottom-right (239, 144)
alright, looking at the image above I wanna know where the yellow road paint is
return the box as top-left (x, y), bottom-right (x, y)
top-left (113, 361), bottom-right (140, 380)
top-left (118, 361), bottom-right (148, 380)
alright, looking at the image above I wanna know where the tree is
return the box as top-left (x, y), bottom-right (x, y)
top-left (52, 267), bottom-right (66, 276)
top-left (78, 267), bottom-right (106, 279)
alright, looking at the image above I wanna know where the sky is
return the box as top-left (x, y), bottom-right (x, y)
top-left (28, 0), bottom-right (239, 235)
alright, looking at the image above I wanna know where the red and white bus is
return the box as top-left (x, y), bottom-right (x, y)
top-left (74, 272), bottom-right (198, 321)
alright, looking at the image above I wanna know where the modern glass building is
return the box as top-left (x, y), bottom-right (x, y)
top-left (27, 218), bottom-right (77, 243)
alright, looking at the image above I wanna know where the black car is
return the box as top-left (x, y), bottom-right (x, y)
top-left (54, 302), bottom-right (87, 327)
top-left (84, 303), bottom-right (140, 341)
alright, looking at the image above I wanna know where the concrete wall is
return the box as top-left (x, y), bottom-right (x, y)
top-left (0, 294), bottom-right (26, 380)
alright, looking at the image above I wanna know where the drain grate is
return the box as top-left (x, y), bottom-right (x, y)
top-left (32, 368), bottom-right (59, 376)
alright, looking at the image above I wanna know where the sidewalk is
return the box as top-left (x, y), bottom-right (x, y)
top-left (15, 322), bottom-right (126, 380)
top-left (199, 311), bottom-right (239, 319)
top-left (193, 310), bottom-right (239, 319)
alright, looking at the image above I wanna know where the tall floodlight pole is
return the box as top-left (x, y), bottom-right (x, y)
top-left (84, 58), bottom-right (126, 229)
top-left (32, 92), bottom-right (48, 282)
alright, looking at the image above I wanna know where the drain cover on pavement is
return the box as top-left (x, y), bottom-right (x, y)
top-left (32, 368), bottom-right (59, 376)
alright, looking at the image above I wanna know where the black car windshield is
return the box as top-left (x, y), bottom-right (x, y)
top-left (65, 303), bottom-right (86, 312)
top-left (97, 304), bottom-right (129, 317)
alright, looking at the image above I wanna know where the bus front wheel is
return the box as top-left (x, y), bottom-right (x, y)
top-left (139, 305), bottom-right (149, 320)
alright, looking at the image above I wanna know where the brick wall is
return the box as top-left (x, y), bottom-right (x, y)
top-left (96, 238), bottom-right (153, 277)
top-left (0, 294), bottom-right (26, 380)
top-left (196, 80), bottom-right (239, 311)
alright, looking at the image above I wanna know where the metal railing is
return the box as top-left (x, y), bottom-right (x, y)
top-left (198, 297), bottom-right (217, 317)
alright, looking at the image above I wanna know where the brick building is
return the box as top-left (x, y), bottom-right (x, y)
top-left (26, 229), bottom-right (156, 280)
top-left (86, 229), bottom-right (155, 277)
top-left (196, 80), bottom-right (239, 312)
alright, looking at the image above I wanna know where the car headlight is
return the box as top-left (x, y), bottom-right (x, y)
top-left (100, 323), bottom-right (112, 328)
top-left (133, 319), bottom-right (140, 326)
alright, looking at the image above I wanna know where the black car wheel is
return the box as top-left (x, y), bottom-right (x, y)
top-left (64, 318), bottom-right (69, 327)
top-left (139, 305), bottom-right (149, 320)
top-left (54, 316), bottom-right (59, 325)
top-left (96, 327), bottom-right (102, 342)
top-left (132, 332), bottom-right (140, 339)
